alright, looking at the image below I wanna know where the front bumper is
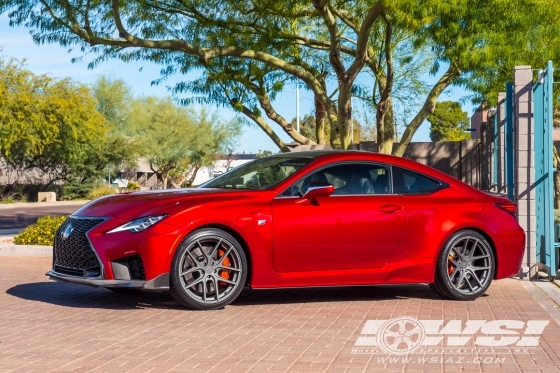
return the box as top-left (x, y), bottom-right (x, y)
top-left (46, 270), bottom-right (170, 290)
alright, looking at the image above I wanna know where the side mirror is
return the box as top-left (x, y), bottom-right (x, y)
top-left (296, 182), bottom-right (334, 205)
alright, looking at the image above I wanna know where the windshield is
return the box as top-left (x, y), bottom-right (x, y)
top-left (200, 156), bottom-right (313, 190)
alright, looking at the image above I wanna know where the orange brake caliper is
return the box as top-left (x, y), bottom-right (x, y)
top-left (218, 249), bottom-right (231, 282)
top-left (447, 254), bottom-right (455, 275)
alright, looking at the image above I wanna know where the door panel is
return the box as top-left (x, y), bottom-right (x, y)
top-left (272, 194), bottom-right (407, 273)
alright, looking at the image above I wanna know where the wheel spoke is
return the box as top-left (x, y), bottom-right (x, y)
top-left (183, 276), bottom-right (204, 290)
top-left (217, 277), bottom-right (239, 286)
top-left (186, 250), bottom-right (202, 266)
top-left (180, 267), bottom-right (203, 277)
top-left (208, 238), bottom-right (223, 261)
top-left (216, 265), bottom-right (241, 272)
top-left (470, 265), bottom-right (491, 271)
top-left (467, 269), bottom-right (483, 287)
top-left (218, 246), bottom-right (233, 265)
top-left (449, 267), bottom-right (461, 282)
top-left (212, 276), bottom-right (221, 301)
top-left (461, 238), bottom-right (470, 258)
top-left (455, 270), bottom-right (466, 289)
top-left (465, 275), bottom-right (475, 292)
top-left (197, 239), bottom-right (211, 264)
top-left (202, 278), bottom-right (207, 302)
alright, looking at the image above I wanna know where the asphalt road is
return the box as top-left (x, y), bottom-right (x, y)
top-left (0, 201), bottom-right (87, 228)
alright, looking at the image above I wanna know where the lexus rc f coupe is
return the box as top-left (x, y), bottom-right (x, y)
top-left (47, 151), bottom-right (525, 310)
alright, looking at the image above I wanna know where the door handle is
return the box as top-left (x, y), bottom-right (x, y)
top-left (379, 204), bottom-right (403, 213)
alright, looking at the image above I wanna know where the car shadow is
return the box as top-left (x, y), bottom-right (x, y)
top-left (6, 281), bottom-right (445, 310)
top-left (232, 284), bottom-right (443, 306)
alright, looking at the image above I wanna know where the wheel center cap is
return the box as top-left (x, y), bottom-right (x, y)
top-left (205, 266), bottom-right (213, 274)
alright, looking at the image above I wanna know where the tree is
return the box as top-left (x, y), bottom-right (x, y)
top-left (0, 55), bottom-right (124, 187)
top-left (1, 0), bottom-right (559, 155)
top-left (427, 101), bottom-right (471, 142)
top-left (126, 97), bottom-right (241, 188)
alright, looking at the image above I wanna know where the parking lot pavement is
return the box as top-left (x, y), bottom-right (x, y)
top-left (1, 257), bottom-right (560, 373)
top-left (0, 201), bottom-right (87, 229)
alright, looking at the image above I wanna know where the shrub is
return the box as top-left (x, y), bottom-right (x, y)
top-left (88, 184), bottom-right (117, 199)
top-left (127, 181), bottom-right (140, 191)
top-left (14, 215), bottom-right (67, 246)
top-left (555, 209), bottom-right (560, 224)
top-left (59, 182), bottom-right (94, 201)
top-left (0, 192), bottom-right (26, 204)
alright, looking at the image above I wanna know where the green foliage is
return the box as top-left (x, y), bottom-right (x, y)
top-left (14, 216), bottom-right (67, 246)
top-left (427, 101), bottom-right (471, 142)
top-left (88, 184), bottom-right (117, 200)
top-left (127, 181), bottom-right (140, 191)
top-left (127, 97), bottom-right (242, 188)
top-left (58, 182), bottom-right (94, 201)
top-left (2, 0), bottom-right (559, 153)
top-left (0, 56), bottom-right (133, 184)
top-left (555, 210), bottom-right (560, 224)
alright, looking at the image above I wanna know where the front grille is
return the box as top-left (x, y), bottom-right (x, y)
top-left (53, 217), bottom-right (105, 277)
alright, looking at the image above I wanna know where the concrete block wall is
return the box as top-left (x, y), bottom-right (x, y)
top-left (513, 66), bottom-right (537, 279)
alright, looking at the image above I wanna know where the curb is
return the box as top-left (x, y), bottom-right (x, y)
top-left (0, 245), bottom-right (52, 258)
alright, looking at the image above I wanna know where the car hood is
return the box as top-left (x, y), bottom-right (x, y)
top-left (73, 188), bottom-right (244, 220)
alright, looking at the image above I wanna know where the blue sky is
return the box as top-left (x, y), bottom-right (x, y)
top-left (0, 15), bottom-right (474, 153)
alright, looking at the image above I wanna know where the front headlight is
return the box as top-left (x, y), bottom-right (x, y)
top-left (107, 215), bottom-right (168, 233)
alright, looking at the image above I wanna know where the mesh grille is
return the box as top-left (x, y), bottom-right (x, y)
top-left (53, 217), bottom-right (105, 277)
top-left (128, 255), bottom-right (146, 280)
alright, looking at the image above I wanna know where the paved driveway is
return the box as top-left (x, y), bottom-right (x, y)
top-left (1, 257), bottom-right (560, 373)
top-left (0, 202), bottom-right (87, 229)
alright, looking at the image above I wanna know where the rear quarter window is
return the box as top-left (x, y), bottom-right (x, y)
top-left (392, 167), bottom-right (440, 194)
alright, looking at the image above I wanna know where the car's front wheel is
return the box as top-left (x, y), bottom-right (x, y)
top-left (169, 228), bottom-right (247, 310)
top-left (432, 230), bottom-right (495, 301)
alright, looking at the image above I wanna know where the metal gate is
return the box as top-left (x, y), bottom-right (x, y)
top-left (532, 61), bottom-right (556, 276)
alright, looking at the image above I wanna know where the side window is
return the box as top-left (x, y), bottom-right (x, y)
top-left (280, 163), bottom-right (391, 196)
top-left (392, 167), bottom-right (439, 194)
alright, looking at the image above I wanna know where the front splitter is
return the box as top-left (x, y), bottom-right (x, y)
top-left (46, 270), bottom-right (170, 291)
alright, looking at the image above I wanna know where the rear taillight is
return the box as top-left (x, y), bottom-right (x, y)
top-left (495, 203), bottom-right (517, 216)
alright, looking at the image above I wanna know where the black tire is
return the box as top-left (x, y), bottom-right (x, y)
top-left (433, 230), bottom-right (495, 301)
top-left (428, 282), bottom-right (447, 298)
top-left (169, 228), bottom-right (247, 310)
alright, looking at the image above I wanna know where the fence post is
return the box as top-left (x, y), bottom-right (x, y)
top-left (497, 92), bottom-right (507, 194)
top-left (514, 66), bottom-right (537, 279)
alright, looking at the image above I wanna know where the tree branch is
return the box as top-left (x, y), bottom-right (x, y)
top-left (393, 65), bottom-right (462, 156)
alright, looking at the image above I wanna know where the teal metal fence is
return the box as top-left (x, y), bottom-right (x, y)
top-left (533, 61), bottom-right (556, 276)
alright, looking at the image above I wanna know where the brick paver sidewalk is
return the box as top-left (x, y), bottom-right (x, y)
top-left (1, 257), bottom-right (559, 373)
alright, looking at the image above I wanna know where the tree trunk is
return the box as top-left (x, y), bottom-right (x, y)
top-left (315, 97), bottom-right (327, 145)
top-left (338, 81), bottom-right (353, 149)
top-left (376, 96), bottom-right (394, 154)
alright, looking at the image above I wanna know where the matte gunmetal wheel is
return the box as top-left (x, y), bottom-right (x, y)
top-left (433, 230), bottom-right (495, 301)
top-left (169, 228), bottom-right (247, 310)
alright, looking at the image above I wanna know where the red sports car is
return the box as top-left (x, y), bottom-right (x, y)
top-left (47, 151), bottom-right (525, 310)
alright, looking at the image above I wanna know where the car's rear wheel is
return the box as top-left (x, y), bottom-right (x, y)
top-left (169, 228), bottom-right (247, 310)
top-left (432, 230), bottom-right (495, 301)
